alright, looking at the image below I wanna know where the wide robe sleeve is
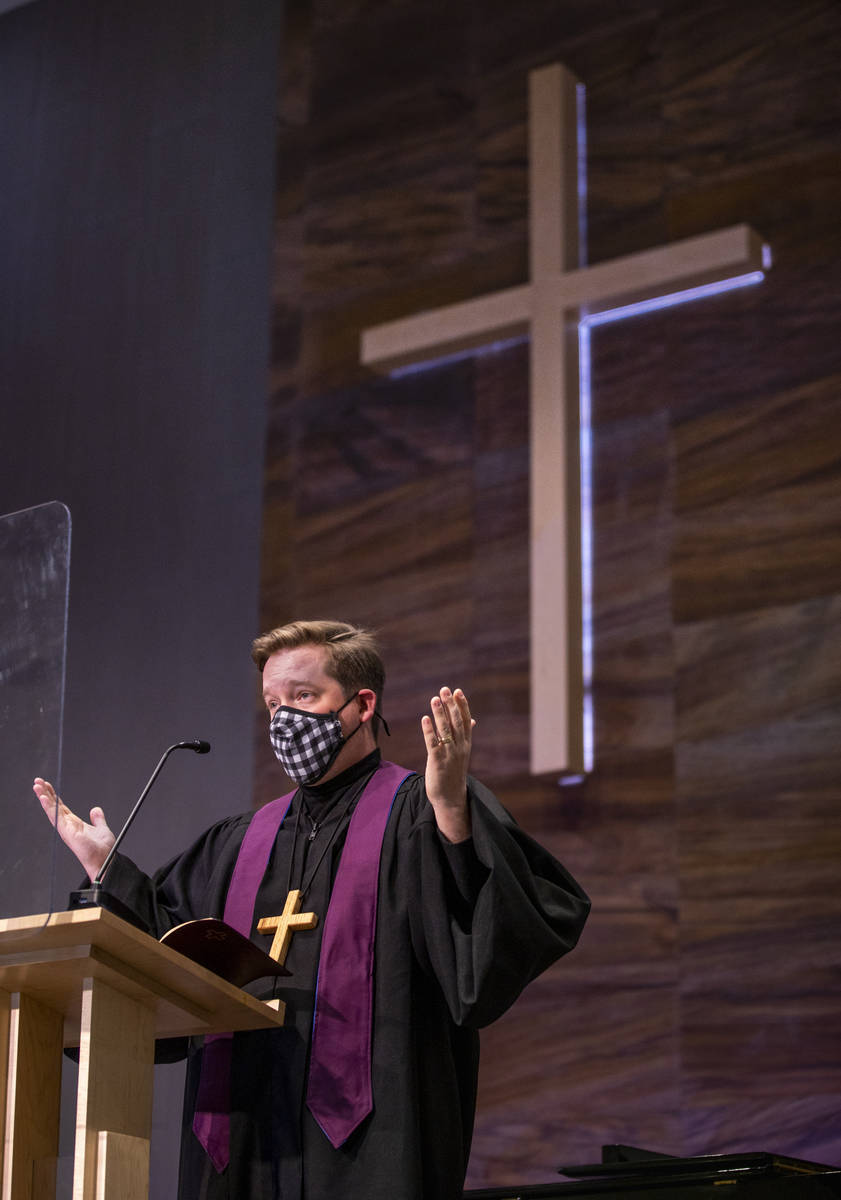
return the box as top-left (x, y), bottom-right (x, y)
top-left (405, 775), bottom-right (590, 1029)
top-left (94, 812), bottom-right (252, 937)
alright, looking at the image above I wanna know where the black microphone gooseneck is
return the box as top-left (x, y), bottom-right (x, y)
top-left (94, 740), bottom-right (211, 887)
top-left (68, 739), bottom-right (211, 927)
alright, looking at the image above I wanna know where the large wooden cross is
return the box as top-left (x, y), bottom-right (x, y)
top-left (361, 63), bottom-right (768, 777)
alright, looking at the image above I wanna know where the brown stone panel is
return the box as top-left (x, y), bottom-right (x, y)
top-left (667, 152), bottom-right (841, 266)
top-left (293, 480), bottom-right (473, 625)
top-left (675, 596), bottom-right (841, 744)
top-left (583, 55), bottom-right (670, 263)
top-left (591, 398), bottom-right (675, 753)
top-left (677, 724), bottom-right (841, 908)
top-left (677, 667), bottom-right (841, 1145)
top-left (470, 341), bottom-right (530, 778)
top-left (544, 762), bottom-right (676, 959)
top-left (293, 364), bottom-right (474, 514)
top-left (679, 924), bottom-right (841, 1102)
top-left (673, 372), bottom-right (841, 622)
top-left (261, 0), bottom-right (841, 1178)
top-left (680, 1097), bottom-right (841, 1163)
top-left (302, 10), bottom-right (475, 301)
top-left (468, 1102), bottom-right (683, 1189)
top-left (475, 68), bottom-right (529, 261)
top-left (674, 374), bottom-right (841, 513)
top-left (588, 314), bottom-right (674, 425)
top-left (470, 975), bottom-right (681, 1184)
top-left (661, 1), bottom-right (841, 188)
top-left (477, 4), bottom-right (672, 264)
top-left (482, 745), bottom-right (678, 987)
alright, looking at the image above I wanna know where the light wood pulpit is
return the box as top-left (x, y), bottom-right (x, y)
top-left (0, 907), bottom-right (285, 1200)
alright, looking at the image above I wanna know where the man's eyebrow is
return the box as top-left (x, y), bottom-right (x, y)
top-left (263, 676), bottom-right (321, 694)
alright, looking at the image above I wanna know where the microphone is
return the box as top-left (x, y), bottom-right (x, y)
top-left (176, 740), bottom-right (211, 754)
top-left (68, 739), bottom-right (212, 928)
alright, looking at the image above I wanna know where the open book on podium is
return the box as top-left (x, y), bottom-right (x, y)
top-left (0, 906), bottom-right (287, 1200)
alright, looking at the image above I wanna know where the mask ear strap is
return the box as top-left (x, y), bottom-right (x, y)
top-left (335, 691), bottom-right (360, 716)
top-left (337, 691), bottom-right (390, 736)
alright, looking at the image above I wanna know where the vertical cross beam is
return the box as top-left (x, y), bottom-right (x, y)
top-left (528, 65), bottom-right (585, 775)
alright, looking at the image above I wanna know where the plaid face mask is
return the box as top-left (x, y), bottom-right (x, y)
top-left (269, 693), bottom-right (360, 784)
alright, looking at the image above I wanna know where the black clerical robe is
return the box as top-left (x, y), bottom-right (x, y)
top-left (104, 752), bottom-right (590, 1200)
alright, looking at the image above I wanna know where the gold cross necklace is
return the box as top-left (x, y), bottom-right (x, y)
top-left (256, 776), bottom-right (367, 966)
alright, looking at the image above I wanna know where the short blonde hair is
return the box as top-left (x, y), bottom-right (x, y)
top-left (251, 620), bottom-right (385, 714)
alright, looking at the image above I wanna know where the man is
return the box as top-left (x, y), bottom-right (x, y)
top-left (34, 619), bottom-right (590, 1200)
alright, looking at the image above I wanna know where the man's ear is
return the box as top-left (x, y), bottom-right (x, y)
top-left (356, 688), bottom-right (378, 724)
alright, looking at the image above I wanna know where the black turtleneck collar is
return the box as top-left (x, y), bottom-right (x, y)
top-left (300, 748), bottom-right (381, 806)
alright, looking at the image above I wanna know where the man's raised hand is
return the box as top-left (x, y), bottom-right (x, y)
top-left (420, 686), bottom-right (476, 844)
top-left (32, 778), bottom-right (115, 882)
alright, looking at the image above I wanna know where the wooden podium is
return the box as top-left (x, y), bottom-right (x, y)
top-left (0, 907), bottom-right (286, 1200)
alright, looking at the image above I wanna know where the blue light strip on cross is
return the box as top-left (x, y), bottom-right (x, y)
top-left (580, 269), bottom-right (766, 329)
top-left (386, 336), bottom-right (529, 380)
top-left (577, 321), bottom-right (594, 777)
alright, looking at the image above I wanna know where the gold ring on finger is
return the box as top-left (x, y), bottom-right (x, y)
top-left (437, 734), bottom-right (453, 745)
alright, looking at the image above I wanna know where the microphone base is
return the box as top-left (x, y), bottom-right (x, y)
top-left (67, 887), bottom-right (150, 934)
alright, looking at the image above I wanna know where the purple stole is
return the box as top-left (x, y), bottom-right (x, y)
top-left (193, 760), bottom-right (413, 1169)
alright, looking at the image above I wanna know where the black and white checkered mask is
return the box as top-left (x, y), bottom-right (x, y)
top-left (269, 693), bottom-right (360, 784)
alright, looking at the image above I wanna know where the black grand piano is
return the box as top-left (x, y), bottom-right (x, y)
top-left (464, 1145), bottom-right (841, 1199)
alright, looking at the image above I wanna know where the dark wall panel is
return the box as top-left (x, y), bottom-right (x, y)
top-left (0, 0), bottom-right (282, 1191)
